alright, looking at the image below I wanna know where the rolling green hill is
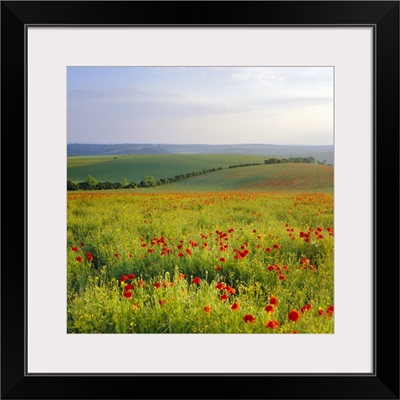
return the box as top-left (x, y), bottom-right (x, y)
top-left (70, 163), bottom-right (332, 193)
top-left (140, 163), bottom-right (333, 193)
top-left (67, 154), bottom-right (268, 183)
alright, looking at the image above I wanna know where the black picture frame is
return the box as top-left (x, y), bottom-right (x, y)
top-left (1, 1), bottom-right (399, 399)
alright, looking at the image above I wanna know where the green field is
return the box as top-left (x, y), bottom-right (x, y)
top-left (67, 154), bottom-right (270, 183)
top-left (67, 191), bottom-right (334, 333)
top-left (141, 163), bottom-right (333, 193)
top-left (69, 162), bottom-right (333, 194)
top-left (68, 154), bottom-right (333, 193)
top-left (67, 154), bottom-right (334, 333)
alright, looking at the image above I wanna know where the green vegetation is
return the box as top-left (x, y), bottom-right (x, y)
top-left (67, 152), bottom-right (334, 333)
top-left (68, 192), bottom-right (334, 333)
top-left (67, 154), bottom-right (333, 193)
top-left (154, 164), bottom-right (333, 193)
top-left (67, 154), bottom-right (269, 183)
top-left (68, 163), bottom-right (333, 193)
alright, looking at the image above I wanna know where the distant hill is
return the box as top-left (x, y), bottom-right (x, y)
top-left (67, 143), bottom-right (334, 165)
top-left (148, 163), bottom-right (333, 193)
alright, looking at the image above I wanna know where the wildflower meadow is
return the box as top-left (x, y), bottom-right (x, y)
top-left (67, 191), bottom-right (334, 333)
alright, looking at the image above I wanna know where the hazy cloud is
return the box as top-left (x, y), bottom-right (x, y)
top-left (67, 66), bottom-right (333, 145)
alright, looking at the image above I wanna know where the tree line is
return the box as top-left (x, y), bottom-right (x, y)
top-left (228, 163), bottom-right (263, 168)
top-left (67, 167), bottom-right (223, 191)
top-left (264, 156), bottom-right (329, 165)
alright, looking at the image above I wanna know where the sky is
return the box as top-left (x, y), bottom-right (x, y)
top-left (67, 66), bottom-right (333, 145)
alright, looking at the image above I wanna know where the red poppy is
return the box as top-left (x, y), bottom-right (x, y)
top-left (128, 273), bottom-right (136, 280)
top-left (265, 321), bottom-right (275, 329)
top-left (215, 265), bottom-right (221, 270)
top-left (71, 246), bottom-right (79, 252)
top-left (318, 307), bottom-right (325, 316)
top-left (186, 248), bottom-right (192, 256)
top-left (120, 275), bottom-right (128, 282)
top-left (300, 304), bottom-right (311, 313)
top-left (177, 252), bottom-right (185, 258)
top-left (123, 291), bottom-right (132, 299)
top-left (291, 331), bottom-right (299, 334)
top-left (266, 320), bottom-right (279, 329)
top-left (273, 243), bottom-right (280, 249)
top-left (125, 284), bottom-right (133, 291)
top-left (278, 274), bottom-right (286, 280)
top-left (327, 305), bottom-right (334, 314)
top-left (158, 299), bottom-right (166, 306)
top-left (265, 247), bottom-right (271, 253)
top-left (219, 257), bottom-right (226, 262)
top-left (219, 293), bottom-right (229, 301)
top-left (86, 252), bottom-right (93, 262)
top-left (243, 314), bottom-right (255, 323)
top-left (114, 253), bottom-right (120, 259)
top-left (224, 285), bottom-right (236, 294)
top-left (265, 305), bottom-right (274, 313)
top-left (215, 282), bottom-right (225, 290)
top-left (192, 277), bottom-right (201, 285)
top-left (80, 242), bottom-right (84, 247)
top-left (203, 305), bottom-right (211, 313)
top-left (269, 295), bottom-right (279, 306)
top-left (76, 256), bottom-right (82, 262)
top-left (231, 302), bottom-right (240, 311)
top-left (288, 310), bottom-right (300, 322)
top-left (153, 282), bottom-right (161, 289)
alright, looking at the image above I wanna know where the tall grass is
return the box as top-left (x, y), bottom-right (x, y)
top-left (67, 192), bottom-right (334, 333)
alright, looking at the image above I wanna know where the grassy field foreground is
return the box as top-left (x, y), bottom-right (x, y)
top-left (67, 191), bottom-right (334, 333)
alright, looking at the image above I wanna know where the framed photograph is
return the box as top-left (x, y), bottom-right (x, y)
top-left (2, 1), bottom-right (399, 399)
